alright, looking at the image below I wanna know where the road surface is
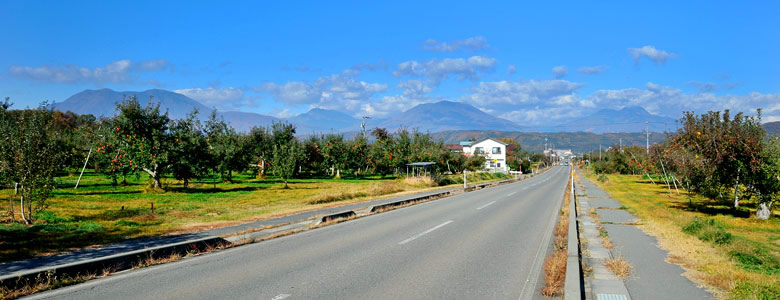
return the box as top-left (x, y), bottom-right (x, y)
top-left (30, 166), bottom-right (569, 300)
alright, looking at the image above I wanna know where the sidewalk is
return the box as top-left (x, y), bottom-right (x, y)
top-left (576, 171), bottom-right (711, 300)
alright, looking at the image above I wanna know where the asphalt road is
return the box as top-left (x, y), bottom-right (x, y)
top-left (29, 166), bottom-right (569, 300)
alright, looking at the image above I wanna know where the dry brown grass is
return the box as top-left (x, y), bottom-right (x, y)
top-left (604, 255), bottom-right (632, 279)
top-left (541, 250), bottom-right (568, 297)
top-left (602, 237), bottom-right (615, 249)
top-left (402, 176), bottom-right (436, 187)
top-left (0, 271), bottom-right (98, 300)
top-left (541, 175), bottom-right (571, 298)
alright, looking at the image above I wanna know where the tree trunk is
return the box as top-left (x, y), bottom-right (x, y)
top-left (756, 200), bottom-right (773, 220)
top-left (143, 167), bottom-right (161, 189)
top-left (20, 193), bottom-right (29, 225)
top-left (335, 168), bottom-right (341, 179)
top-left (9, 194), bottom-right (15, 222)
top-left (733, 172), bottom-right (740, 208)
top-left (183, 178), bottom-right (189, 189)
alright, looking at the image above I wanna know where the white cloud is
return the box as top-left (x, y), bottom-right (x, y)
top-left (686, 81), bottom-right (720, 93)
top-left (255, 73), bottom-right (388, 114)
top-left (174, 87), bottom-right (244, 110)
top-left (507, 65), bottom-right (516, 74)
top-left (423, 36), bottom-right (488, 52)
top-left (628, 46), bottom-right (677, 64)
top-left (552, 66), bottom-right (568, 78)
top-left (458, 79), bottom-right (588, 126)
top-left (577, 65), bottom-right (608, 75)
top-left (138, 59), bottom-right (169, 71)
top-left (9, 59), bottom-right (169, 85)
top-left (361, 80), bottom-right (439, 118)
top-left (590, 82), bottom-right (780, 120)
top-left (393, 56), bottom-right (497, 85)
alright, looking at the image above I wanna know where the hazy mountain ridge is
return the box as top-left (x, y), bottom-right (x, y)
top-left (379, 101), bottom-right (527, 132)
top-left (51, 88), bottom-right (682, 134)
top-left (764, 121), bottom-right (780, 136)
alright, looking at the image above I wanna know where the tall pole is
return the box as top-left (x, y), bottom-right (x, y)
top-left (599, 144), bottom-right (602, 161)
top-left (646, 121), bottom-right (650, 155)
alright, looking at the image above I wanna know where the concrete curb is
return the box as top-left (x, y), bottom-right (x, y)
top-left (0, 236), bottom-right (228, 290)
top-left (0, 169), bottom-right (548, 291)
top-left (565, 172), bottom-right (583, 299)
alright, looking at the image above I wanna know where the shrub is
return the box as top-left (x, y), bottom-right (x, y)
top-left (597, 174), bottom-right (609, 183)
top-left (33, 211), bottom-right (71, 224)
top-left (682, 217), bottom-right (732, 245)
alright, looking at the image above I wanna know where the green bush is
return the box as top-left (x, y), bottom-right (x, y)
top-left (682, 217), bottom-right (732, 245)
top-left (597, 174), bottom-right (609, 183)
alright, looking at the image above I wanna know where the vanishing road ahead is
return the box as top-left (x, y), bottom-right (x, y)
top-left (31, 166), bottom-right (570, 300)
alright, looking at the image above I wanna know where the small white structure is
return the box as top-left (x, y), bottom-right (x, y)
top-left (461, 138), bottom-right (508, 171)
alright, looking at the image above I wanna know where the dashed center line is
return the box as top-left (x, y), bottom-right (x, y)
top-left (271, 294), bottom-right (290, 300)
top-left (399, 220), bottom-right (453, 245)
top-left (507, 191), bottom-right (517, 196)
top-left (476, 201), bottom-right (497, 210)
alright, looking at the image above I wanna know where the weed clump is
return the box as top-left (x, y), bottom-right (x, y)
top-left (597, 174), bottom-right (609, 183)
top-left (728, 248), bottom-right (780, 275)
top-left (682, 217), bottom-right (732, 245)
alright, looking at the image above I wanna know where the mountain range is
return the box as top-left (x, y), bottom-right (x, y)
top-left (52, 88), bottom-right (682, 134)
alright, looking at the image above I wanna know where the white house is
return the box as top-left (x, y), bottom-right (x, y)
top-left (461, 138), bottom-right (508, 171)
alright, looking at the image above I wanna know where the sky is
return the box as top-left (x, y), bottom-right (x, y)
top-left (1, 0), bottom-right (779, 125)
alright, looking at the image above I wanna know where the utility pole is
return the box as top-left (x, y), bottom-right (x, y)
top-left (646, 121), bottom-right (650, 155)
top-left (599, 144), bottom-right (602, 161)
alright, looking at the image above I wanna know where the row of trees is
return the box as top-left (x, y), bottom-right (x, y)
top-left (1, 96), bottom-right (541, 222)
top-left (587, 109), bottom-right (779, 220)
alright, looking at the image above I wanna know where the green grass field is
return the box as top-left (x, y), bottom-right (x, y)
top-left (0, 170), bottom-right (510, 263)
top-left (584, 171), bottom-right (779, 299)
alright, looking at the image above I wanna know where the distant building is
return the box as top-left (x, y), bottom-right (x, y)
top-left (443, 144), bottom-right (463, 153)
top-left (461, 138), bottom-right (508, 171)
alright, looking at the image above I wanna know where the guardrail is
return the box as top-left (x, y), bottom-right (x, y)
top-left (564, 169), bottom-right (583, 299)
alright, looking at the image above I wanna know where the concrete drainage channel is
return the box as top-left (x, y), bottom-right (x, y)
top-left (0, 170), bottom-right (549, 292)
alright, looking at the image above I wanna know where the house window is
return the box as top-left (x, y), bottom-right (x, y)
top-left (475, 147), bottom-right (484, 154)
top-left (492, 147), bottom-right (501, 154)
top-left (490, 162), bottom-right (496, 167)
top-left (497, 162), bottom-right (501, 168)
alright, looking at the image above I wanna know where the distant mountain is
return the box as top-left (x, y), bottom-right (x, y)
top-left (50, 88), bottom-right (279, 132)
top-left (221, 111), bottom-right (279, 131)
top-left (431, 130), bottom-right (667, 153)
top-left (379, 101), bottom-right (526, 132)
top-left (289, 108), bottom-right (361, 134)
top-left (52, 88), bottom-right (209, 120)
top-left (764, 121), bottom-right (780, 136)
top-left (554, 106), bottom-right (678, 134)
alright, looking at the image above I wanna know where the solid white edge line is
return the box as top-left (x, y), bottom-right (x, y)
top-left (398, 220), bottom-right (453, 245)
top-left (476, 201), bottom-right (497, 210)
top-left (519, 166), bottom-right (565, 299)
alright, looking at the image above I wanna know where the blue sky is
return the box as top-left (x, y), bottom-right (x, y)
top-left (2, 0), bottom-right (778, 125)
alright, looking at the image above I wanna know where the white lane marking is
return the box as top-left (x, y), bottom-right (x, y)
top-left (507, 191), bottom-right (517, 197)
top-left (476, 201), bottom-right (497, 210)
top-left (271, 294), bottom-right (290, 300)
top-left (398, 220), bottom-right (453, 245)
